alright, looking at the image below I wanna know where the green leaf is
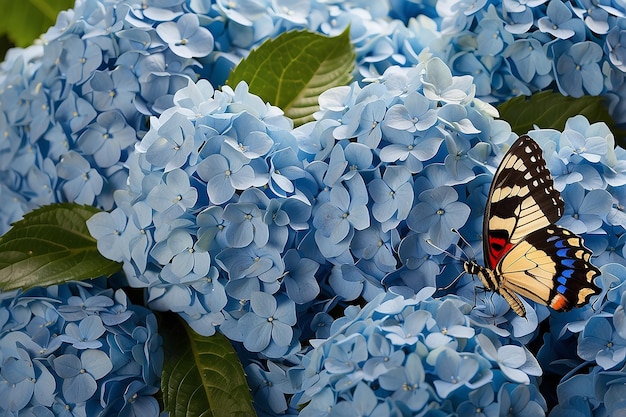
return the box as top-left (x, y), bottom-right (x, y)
top-left (0, 0), bottom-right (75, 48)
top-left (161, 313), bottom-right (256, 417)
top-left (227, 28), bottom-right (355, 126)
top-left (0, 203), bottom-right (121, 291)
top-left (497, 91), bottom-right (621, 141)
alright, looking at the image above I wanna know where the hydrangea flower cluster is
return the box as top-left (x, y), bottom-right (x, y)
top-left (0, 0), bottom-right (211, 233)
top-left (288, 290), bottom-right (546, 417)
top-left (426, 0), bottom-right (626, 127)
top-left (0, 280), bottom-right (162, 417)
top-left (87, 78), bottom-right (310, 359)
top-left (0, 0), bottom-right (426, 235)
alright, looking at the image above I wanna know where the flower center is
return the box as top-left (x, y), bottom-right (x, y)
top-left (403, 382), bottom-right (418, 391)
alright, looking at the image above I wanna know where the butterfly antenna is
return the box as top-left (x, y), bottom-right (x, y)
top-left (424, 238), bottom-right (463, 262)
top-left (425, 238), bottom-right (469, 291)
top-left (451, 228), bottom-right (475, 260)
top-left (438, 269), bottom-right (466, 291)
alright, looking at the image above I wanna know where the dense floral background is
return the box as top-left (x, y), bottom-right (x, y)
top-left (3, 0), bottom-right (626, 416)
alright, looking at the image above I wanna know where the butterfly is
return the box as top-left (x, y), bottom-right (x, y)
top-left (463, 135), bottom-right (601, 317)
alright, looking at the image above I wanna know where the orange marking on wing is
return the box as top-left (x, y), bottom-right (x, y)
top-left (550, 294), bottom-right (570, 311)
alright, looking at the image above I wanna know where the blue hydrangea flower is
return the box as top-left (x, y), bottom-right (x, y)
top-left (197, 146), bottom-right (268, 205)
top-left (474, 6), bottom-right (514, 56)
top-left (313, 176), bottom-right (370, 258)
top-left (53, 350), bottom-right (113, 404)
top-left (422, 58), bottom-right (476, 104)
top-left (237, 292), bottom-right (297, 358)
top-left (553, 40), bottom-right (605, 97)
top-left (571, 0), bottom-right (612, 34)
top-left (56, 151), bottom-right (104, 205)
top-left (456, 385), bottom-right (499, 417)
top-left (0, 281), bottom-right (162, 416)
top-left (281, 249), bottom-right (320, 304)
top-left (368, 165), bottom-right (414, 231)
top-left (504, 38), bottom-right (553, 85)
top-left (578, 316), bottom-right (626, 369)
top-left (606, 21), bottom-right (626, 71)
top-left (407, 185), bottom-right (471, 251)
top-left (87, 68), bottom-right (141, 118)
top-left (497, 383), bottom-right (547, 417)
top-left (77, 110), bottom-right (137, 168)
top-left (245, 361), bottom-right (293, 415)
top-left (58, 36), bottom-right (103, 85)
top-left (537, 0), bottom-right (586, 40)
top-left (476, 333), bottom-right (542, 384)
top-left (155, 13), bottom-right (215, 59)
top-left (558, 184), bottom-right (612, 234)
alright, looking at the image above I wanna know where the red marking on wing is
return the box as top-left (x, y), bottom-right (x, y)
top-left (487, 235), bottom-right (514, 268)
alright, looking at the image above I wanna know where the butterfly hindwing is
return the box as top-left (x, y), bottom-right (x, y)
top-left (496, 226), bottom-right (600, 312)
top-left (484, 136), bottom-right (564, 269)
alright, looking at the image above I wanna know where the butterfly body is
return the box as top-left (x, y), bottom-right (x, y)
top-left (465, 135), bottom-right (600, 317)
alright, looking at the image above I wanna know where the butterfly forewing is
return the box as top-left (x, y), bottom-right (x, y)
top-left (483, 136), bottom-right (564, 269)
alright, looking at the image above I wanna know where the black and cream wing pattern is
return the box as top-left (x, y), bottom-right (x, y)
top-left (464, 135), bottom-right (601, 317)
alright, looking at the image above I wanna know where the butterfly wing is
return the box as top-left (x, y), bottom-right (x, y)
top-left (496, 225), bottom-right (600, 312)
top-left (483, 135), bottom-right (564, 269)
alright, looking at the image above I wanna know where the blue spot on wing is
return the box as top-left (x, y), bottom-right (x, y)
top-left (556, 248), bottom-right (569, 257)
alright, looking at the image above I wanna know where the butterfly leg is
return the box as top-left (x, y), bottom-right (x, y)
top-left (499, 287), bottom-right (526, 317)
